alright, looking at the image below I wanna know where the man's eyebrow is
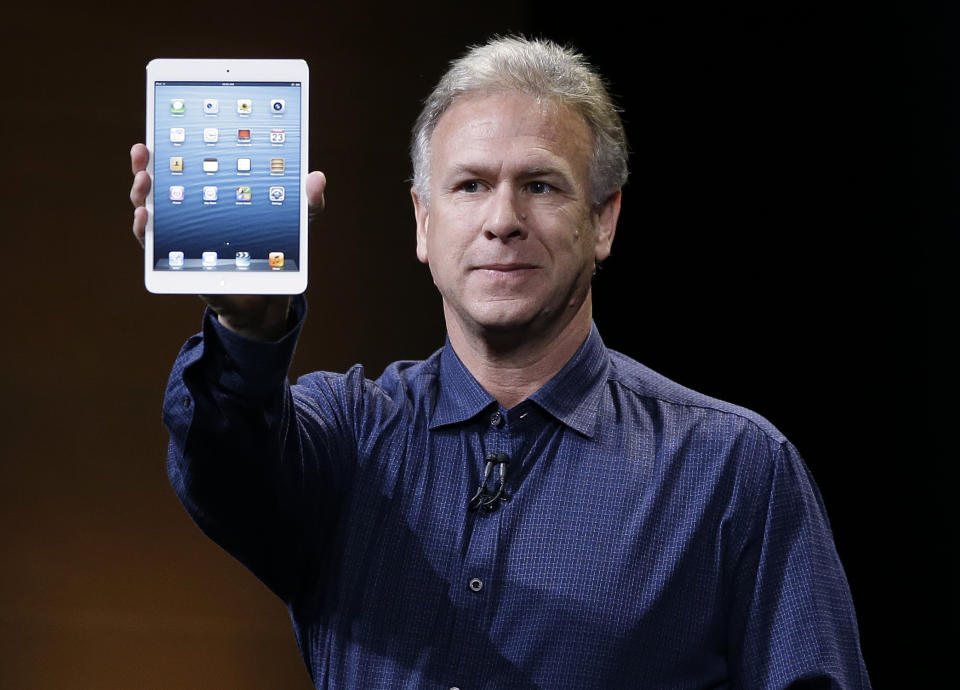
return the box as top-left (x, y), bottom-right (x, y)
top-left (444, 162), bottom-right (572, 181)
top-left (516, 166), bottom-right (570, 180)
top-left (446, 162), bottom-right (492, 177)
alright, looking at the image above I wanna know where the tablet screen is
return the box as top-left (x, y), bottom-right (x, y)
top-left (152, 80), bottom-right (303, 272)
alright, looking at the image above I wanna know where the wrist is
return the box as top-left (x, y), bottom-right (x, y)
top-left (215, 296), bottom-right (292, 342)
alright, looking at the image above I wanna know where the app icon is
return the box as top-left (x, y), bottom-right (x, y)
top-left (235, 251), bottom-right (251, 268)
top-left (202, 251), bottom-right (218, 267)
top-left (168, 251), bottom-right (184, 268)
top-left (270, 158), bottom-right (285, 174)
top-left (237, 128), bottom-right (251, 143)
top-left (203, 158), bottom-right (219, 173)
top-left (169, 156), bottom-right (184, 172)
top-left (169, 185), bottom-right (184, 201)
top-left (203, 98), bottom-right (219, 114)
top-left (170, 98), bottom-right (185, 115)
top-left (203, 127), bottom-right (219, 143)
top-left (235, 186), bottom-right (252, 202)
top-left (169, 127), bottom-right (185, 143)
top-left (270, 99), bottom-right (286, 114)
top-left (237, 99), bottom-right (252, 114)
top-left (269, 252), bottom-right (284, 268)
top-left (269, 186), bottom-right (285, 202)
top-left (236, 157), bottom-right (251, 172)
top-left (270, 128), bottom-right (286, 144)
top-left (203, 186), bottom-right (218, 201)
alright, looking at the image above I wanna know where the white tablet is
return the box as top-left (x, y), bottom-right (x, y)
top-left (144, 59), bottom-right (309, 294)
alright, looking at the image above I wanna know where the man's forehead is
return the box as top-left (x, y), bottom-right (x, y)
top-left (430, 91), bottom-right (592, 170)
top-left (435, 91), bottom-right (588, 140)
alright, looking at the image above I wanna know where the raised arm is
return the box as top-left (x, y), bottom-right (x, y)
top-left (131, 143), bottom-right (347, 601)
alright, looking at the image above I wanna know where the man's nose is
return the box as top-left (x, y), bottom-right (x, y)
top-left (481, 186), bottom-right (527, 241)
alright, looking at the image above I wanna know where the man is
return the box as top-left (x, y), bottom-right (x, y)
top-left (130, 36), bottom-right (870, 688)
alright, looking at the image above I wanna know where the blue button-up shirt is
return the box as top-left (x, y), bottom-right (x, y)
top-left (164, 298), bottom-right (870, 688)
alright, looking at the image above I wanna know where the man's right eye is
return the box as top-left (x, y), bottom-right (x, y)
top-left (460, 181), bottom-right (481, 193)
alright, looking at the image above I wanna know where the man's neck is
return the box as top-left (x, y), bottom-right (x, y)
top-left (444, 299), bottom-right (594, 410)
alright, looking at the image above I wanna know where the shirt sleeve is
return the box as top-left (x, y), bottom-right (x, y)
top-left (162, 296), bottom-right (350, 604)
top-left (728, 440), bottom-right (872, 689)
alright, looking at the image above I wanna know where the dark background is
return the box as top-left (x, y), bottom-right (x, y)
top-left (0, 1), bottom-right (952, 687)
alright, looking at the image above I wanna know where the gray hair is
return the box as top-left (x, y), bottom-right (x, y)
top-left (411, 35), bottom-right (629, 207)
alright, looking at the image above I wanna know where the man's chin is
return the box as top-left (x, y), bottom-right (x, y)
top-left (468, 307), bottom-right (564, 349)
top-left (469, 304), bottom-right (540, 334)
top-left (443, 292), bottom-right (588, 345)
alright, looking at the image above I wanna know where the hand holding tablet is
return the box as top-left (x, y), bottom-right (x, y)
top-left (142, 59), bottom-right (310, 295)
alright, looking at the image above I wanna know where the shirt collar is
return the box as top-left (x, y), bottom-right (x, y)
top-left (430, 324), bottom-right (609, 438)
top-left (430, 339), bottom-right (497, 430)
top-left (527, 323), bottom-right (608, 439)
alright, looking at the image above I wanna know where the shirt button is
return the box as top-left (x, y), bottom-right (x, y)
top-left (450, 687), bottom-right (461, 690)
top-left (490, 411), bottom-right (502, 427)
top-left (468, 577), bottom-right (483, 592)
top-left (182, 396), bottom-right (192, 408)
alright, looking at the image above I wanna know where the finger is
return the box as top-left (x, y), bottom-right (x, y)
top-left (133, 205), bottom-right (147, 248)
top-left (306, 171), bottom-right (326, 217)
top-left (131, 143), bottom-right (149, 175)
top-left (130, 169), bottom-right (152, 208)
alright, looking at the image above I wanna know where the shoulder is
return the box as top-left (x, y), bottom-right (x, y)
top-left (291, 348), bottom-right (443, 413)
top-left (605, 347), bottom-right (789, 451)
top-left (602, 348), bottom-right (809, 540)
top-left (374, 349), bottom-right (444, 395)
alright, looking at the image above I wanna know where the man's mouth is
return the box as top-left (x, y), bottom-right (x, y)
top-left (474, 263), bottom-right (537, 272)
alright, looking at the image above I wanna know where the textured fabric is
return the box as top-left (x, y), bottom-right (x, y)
top-left (164, 297), bottom-right (871, 689)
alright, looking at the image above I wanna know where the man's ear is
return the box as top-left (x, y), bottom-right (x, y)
top-left (411, 186), bottom-right (429, 265)
top-left (592, 189), bottom-right (621, 264)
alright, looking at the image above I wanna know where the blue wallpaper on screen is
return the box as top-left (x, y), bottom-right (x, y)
top-left (153, 82), bottom-right (302, 270)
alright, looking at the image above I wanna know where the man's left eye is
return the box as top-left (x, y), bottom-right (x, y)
top-left (527, 182), bottom-right (553, 194)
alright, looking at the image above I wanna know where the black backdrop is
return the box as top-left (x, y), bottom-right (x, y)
top-left (0, 1), bottom-right (951, 687)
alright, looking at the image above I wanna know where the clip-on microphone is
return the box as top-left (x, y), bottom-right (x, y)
top-left (468, 453), bottom-right (511, 512)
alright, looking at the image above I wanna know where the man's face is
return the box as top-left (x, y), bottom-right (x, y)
top-left (412, 91), bottom-right (619, 341)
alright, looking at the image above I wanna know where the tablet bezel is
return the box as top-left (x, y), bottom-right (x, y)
top-left (144, 58), bottom-right (309, 295)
